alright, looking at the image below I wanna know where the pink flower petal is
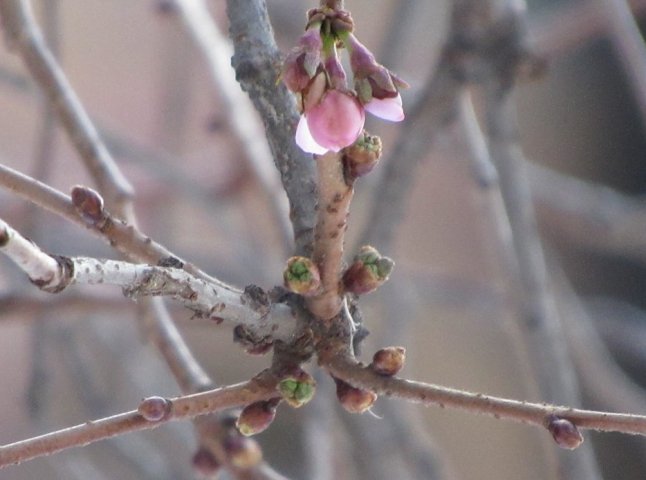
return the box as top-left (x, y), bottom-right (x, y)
top-left (295, 115), bottom-right (328, 155)
top-left (365, 94), bottom-right (404, 122)
top-left (306, 90), bottom-right (365, 152)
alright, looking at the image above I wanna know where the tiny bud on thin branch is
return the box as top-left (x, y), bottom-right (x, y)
top-left (71, 185), bottom-right (105, 225)
top-left (137, 396), bottom-right (171, 422)
top-left (546, 415), bottom-right (584, 450)
top-left (371, 346), bottom-right (406, 376)
top-left (236, 399), bottom-right (280, 436)
top-left (334, 376), bottom-right (377, 413)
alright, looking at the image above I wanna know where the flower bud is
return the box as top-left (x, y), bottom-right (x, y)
top-left (334, 377), bottom-right (377, 414)
top-left (283, 27), bottom-right (323, 93)
top-left (371, 346), bottom-right (406, 376)
top-left (343, 131), bottom-right (382, 180)
top-left (343, 245), bottom-right (394, 295)
top-left (300, 89), bottom-right (365, 154)
top-left (138, 396), bottom-right (171, 422)
top-left (546, 415), bottom-right (584, 450)
top-left (71, 185), bottom-right (105, 225)
top-left (283, 256), bottom-right (321, 296)
top-left (278, 370), bottom-right (316, 408)
top-left (192, 447), bottom-right (221, 477)
top-left (224, 436), bottom-right (263, 469)
top-left (236, 399), bottom-right (280, 436)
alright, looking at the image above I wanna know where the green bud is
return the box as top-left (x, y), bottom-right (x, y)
top-left (343, 132), bottom-right (382, 181)
top-left (283, 256), bottom-right (321, 296)
top-left (343, 245), bottom-right (394, 295)
top-left (278, 371), bottom-right (316, 408)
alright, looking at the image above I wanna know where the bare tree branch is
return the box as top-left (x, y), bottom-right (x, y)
top-left (226, 0), bottom-right (318, 257)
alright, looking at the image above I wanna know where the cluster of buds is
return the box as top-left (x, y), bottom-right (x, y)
top-left (283, 4), bottom-right (407, 154)
top-left (343, 245), bottom-right (394, 295)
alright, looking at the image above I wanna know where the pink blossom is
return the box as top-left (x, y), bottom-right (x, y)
top-left (364, 93), bottom-right (404, 122)
top-left (296, 90), bottom-right (365, 154)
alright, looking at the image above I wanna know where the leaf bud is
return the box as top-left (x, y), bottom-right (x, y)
top-left (236, 399), bottom-right (280, 436)
top-left (71, 185), bottom-right (106, 225)
top-left (137, 396), bottom-right (171, 422)
top-left (371, 346), bottom-right (406, 376)
top-left (283, 256), bottom-right (321, 296)
top-left (278, 370), bottom-right (316, 408)
top-left (334, 377), bottom-right (377, 414)
top-left (343, 245), bottom-right (394, 295)
top-left (546, 415), bottom-right (584, 450)
top-left (343, 131), bottom-right (382, 180)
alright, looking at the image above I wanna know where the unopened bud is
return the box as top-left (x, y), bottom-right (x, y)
top-left (224, 436), bottom-right (263, 469)
top-left (71, 185), bottom-right (105, 225)
top-left (334, 377), bottom-right (377, 413)
top-left (343, 132), bottom-right (382, 180)
top-left (546, 415), bottom-right (584, 450)
top-left (192, 447), bottom-right (221, 477)
top-left (371, 346), bottom-right (406, 376)
top-left (236, 399), bottom-right (280, 436)
top-left (343, 245), bottom-right (394, 295)
top-left (138, 396), bottom-right (171, 422)
top-left (283, 27), bottom-right (323, 93)
top-left (284, 256), bottom-right (321, 296)
top-left (278, 370), bottom-right (316, 408)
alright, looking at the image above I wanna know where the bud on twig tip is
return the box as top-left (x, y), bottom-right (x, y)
top-left (546, 415), bottom-right (584, 450)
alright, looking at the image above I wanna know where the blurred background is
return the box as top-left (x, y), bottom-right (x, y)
top-left (0, 0), bottom-right (645, 479)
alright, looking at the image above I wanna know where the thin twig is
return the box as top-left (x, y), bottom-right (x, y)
top-left (0, 163), bottom-right (218, 285)
top-left (0, 0), bottom-right (134, 215)
top-left (320, 354), bottom-right (646, 437)
top-left (0, 376), bottom-right (279, 469)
